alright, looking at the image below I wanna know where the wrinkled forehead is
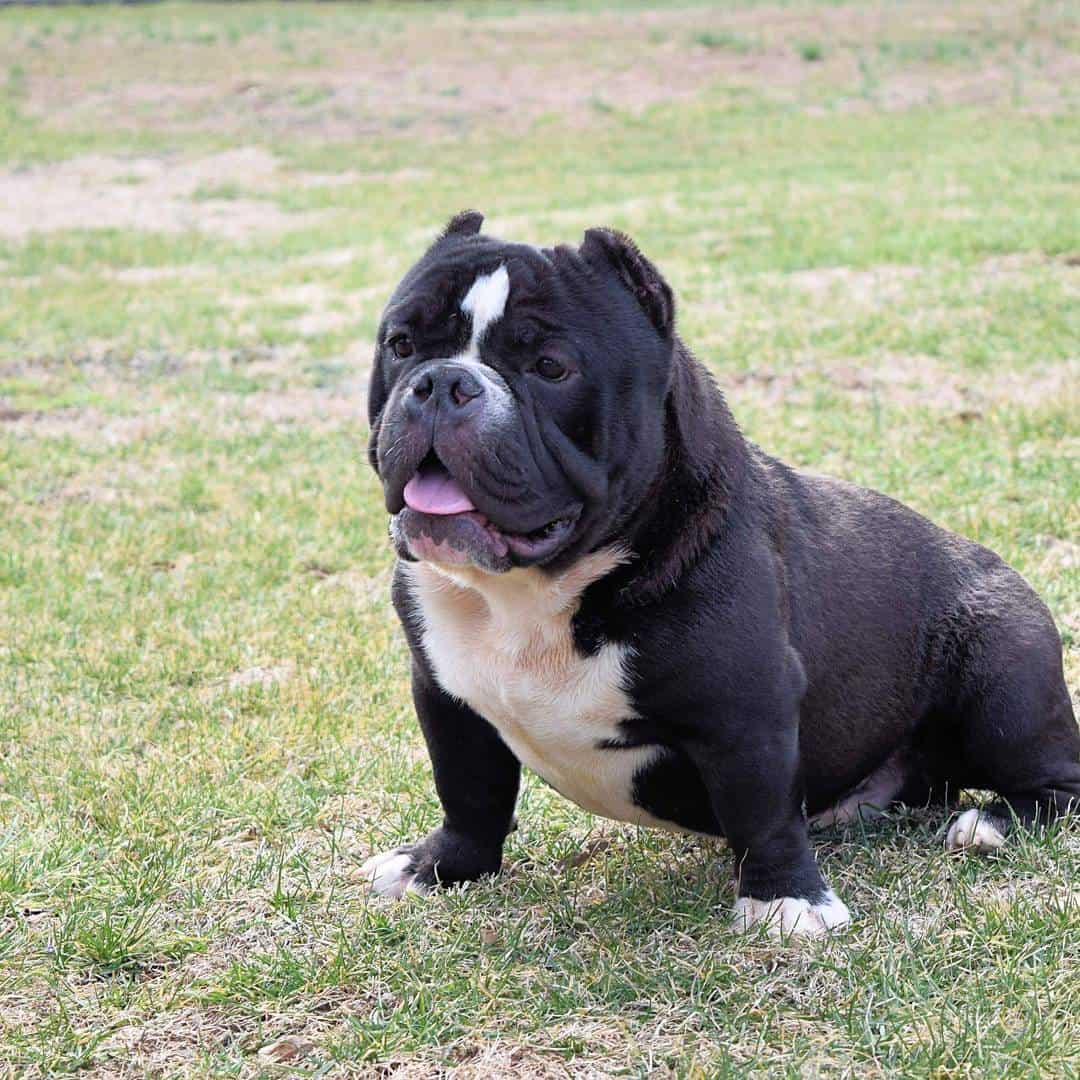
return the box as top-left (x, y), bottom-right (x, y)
top-left (382, 240), bottom-right (569, 331)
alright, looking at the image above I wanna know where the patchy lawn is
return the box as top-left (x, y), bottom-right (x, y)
top-left (0, 1), bottom-right (1077, 1075)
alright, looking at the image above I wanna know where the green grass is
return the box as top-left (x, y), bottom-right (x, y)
top-left (692, 30), bottom-right (759, 53)
top-left (0, 1), bottom-right (1078, 1076)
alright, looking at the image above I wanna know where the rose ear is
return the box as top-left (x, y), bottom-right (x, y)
top-left (440, 209), bottom-right (484, 240)
top-left (581, 227), bottom-right (674, 338)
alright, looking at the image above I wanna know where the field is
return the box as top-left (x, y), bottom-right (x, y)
top-left (1, 1), bottom-right (1078, 1075)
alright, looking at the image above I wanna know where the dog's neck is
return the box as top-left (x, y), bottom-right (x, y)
top-left (609, 339), bottom-right (749, 607)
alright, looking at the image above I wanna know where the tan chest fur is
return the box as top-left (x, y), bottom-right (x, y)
top-left (405, 549), bottom-right (670, 826)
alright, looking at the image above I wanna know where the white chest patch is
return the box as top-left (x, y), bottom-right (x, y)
top-left (406, 549), bottom-right (673, 828)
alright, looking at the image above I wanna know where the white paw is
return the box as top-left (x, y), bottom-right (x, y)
top-left (360, 848), bottom-right (431, 898)
top-left (732, 889), bottom-right (851, 939)
top-left (945, 809), bottom-right (1006, 853)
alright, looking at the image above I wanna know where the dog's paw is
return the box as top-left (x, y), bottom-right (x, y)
top-left (360, 827), bottom-right (505, 899)
top-left (732, 889), bottom-right (851, 939)
top-left (360, 847), bottom-right (431, 899)
top-left (944, 809), bottom-right (1006, 853)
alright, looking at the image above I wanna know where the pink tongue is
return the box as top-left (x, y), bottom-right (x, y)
top-left (403, 469), bottom-right (476, 515)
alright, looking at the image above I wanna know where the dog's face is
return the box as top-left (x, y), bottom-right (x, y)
top-left (368, 212), bottom-right (678, 572)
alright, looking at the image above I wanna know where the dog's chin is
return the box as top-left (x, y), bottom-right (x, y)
top-left (391, 507), bottom-right (579, 573)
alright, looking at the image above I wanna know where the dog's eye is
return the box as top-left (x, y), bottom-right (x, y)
top-left (389, 334), bottom-right (414, 360)
top-left (534, 356), bottom-right (568, 382)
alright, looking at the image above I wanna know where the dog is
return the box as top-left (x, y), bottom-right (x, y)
top-left (362, 210), bottom-right (1078, 937)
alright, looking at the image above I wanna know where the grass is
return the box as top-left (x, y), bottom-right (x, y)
top-left (797, 40), bottom-right (826, 62)
top-left (0, 0), bottom-right (1078, 1076)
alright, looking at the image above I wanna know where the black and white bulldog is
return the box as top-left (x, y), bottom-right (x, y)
top-left (362, 210), bottom-right (1079, 937)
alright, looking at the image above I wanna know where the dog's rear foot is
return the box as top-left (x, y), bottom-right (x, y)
top-left (944, 809), bottom-right (1006, 853)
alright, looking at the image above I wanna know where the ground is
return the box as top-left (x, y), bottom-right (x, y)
top-left (0, 1), bottom-right (1078, 1076)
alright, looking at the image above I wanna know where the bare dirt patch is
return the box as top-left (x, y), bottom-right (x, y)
top-left (727, 353), bottom-right (1079, 417)
top-left (0, 148), bottom-right (326, 239)
top-left (96, 1004), bottom-right (253, 1075)
top-left (1, 404), bottom-right (172, 445)
top-left (240, 384), bottom-right (366, 427)
top-left (266, 282), bottom-right (369, 338)
top-left (0, 340), bottom-right (360, 447)
top-left (227, 662), bottom-right (295, 691)
top-left (782, 264), bottom-right (925, 303)
top-left (109, 264), bottom-right (217, 284)
top-left (10, 3), bottom-right (1076, 149)
top-left (761, 254), bottom-right (1075, 306)
top-left (0, 382), bottom-right (371, 446)
top-left (1033, 536), bottom-right (1080, 576)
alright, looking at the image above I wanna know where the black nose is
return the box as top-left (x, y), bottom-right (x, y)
top-left (407, 364), bottom-right (485, 416)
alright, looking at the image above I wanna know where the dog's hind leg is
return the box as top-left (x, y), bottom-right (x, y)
top-left (809, 748), bottom-right (910, 830)
top-left (941, 588), bottom-right (1080, 853)
top-left (946, 768), bottom-right (1080, 853)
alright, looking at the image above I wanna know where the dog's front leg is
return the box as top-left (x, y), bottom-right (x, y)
top-left (362, 657), bottom-right (521, 897)
top-left (688, 666), bottom-right (851, 939)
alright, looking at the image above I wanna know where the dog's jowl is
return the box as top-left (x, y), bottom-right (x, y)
top-left (362, 209), bottom-right (1079, 937)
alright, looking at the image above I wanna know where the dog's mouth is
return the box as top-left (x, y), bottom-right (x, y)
top-left (395, 458), bottom-right (579, 569)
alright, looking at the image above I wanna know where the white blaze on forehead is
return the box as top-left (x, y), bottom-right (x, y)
top-left (460, 265), bottom-right (510, 358)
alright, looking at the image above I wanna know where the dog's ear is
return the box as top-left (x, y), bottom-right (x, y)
top-left (440, 209), bottom-right (484, 240)
top-left (581, 227), bottom-right (674, 339)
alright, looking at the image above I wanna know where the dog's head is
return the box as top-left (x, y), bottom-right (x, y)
top-left (368, 211), bottom-right (681, 573)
